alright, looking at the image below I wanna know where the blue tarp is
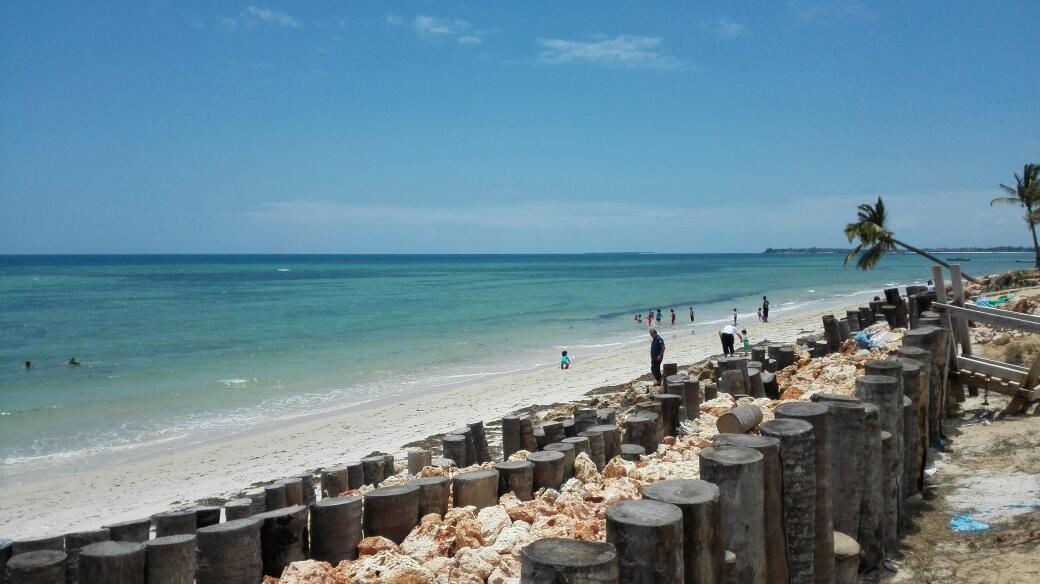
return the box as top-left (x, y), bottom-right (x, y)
top-left (950, 514), bottom-right (991, 532)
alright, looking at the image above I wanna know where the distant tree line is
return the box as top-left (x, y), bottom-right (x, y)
top-left (763, 246), bottom-right (1031, 254)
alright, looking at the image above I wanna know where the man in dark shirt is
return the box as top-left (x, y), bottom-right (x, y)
top-left (762, 296), bottom-right (770, 322)
top-left (649, 328), bottom-right (665, 385)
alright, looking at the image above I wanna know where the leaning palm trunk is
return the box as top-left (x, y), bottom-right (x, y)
top-left (1028, 203), bottom-right (1040, 268)
top-left (890, 238), bottom-right (979, 284)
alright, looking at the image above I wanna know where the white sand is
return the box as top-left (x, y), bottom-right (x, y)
top-left (0, 297), bottom-right (872, 538)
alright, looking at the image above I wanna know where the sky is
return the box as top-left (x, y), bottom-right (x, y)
top-left (1, 1), bottom-right (1038, 254)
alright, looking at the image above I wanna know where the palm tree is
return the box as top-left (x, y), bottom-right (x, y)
top-left (990, 163), bottom-right (1040, 268)
top-left (843, 196), bottom-right (979, 283)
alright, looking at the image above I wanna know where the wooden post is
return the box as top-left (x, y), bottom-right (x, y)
top-left (861, 363), bottom-right (905, 525)
top-left (144, 535), bottom-right (196, 584)
top-left (321, 466), bottom-right (350, 499)
top-left (254, 505), bottom-right (308, 578)
top-left (194, 506), bottom-right (222, 529)
top-left (528, 451), bottom-right (566, 491)
top-left (6, 550), bottom-right (67, 584)
top-left (880, 432), bottom-right (899, 553)
top-left (643, 480), bottom-right (725, 584)
top-left (748, 368), bottom-right (767, 399)
top-left (469, 421), bottom-right (491, 463)
top-left (310, 496), bottom-right (363, 564)
top-left (950, 264), bottom-right (977, 396)
top-left (195, 518), bottom-right (262, 584)
top-left (897, 346), bottom-right (931, 493)
top-left (760, 419), bottom-right (815, 584)
top-left (606, 499), bottom-right (685, 584)
top-left (622, 413), bottom-right (659, 455)
top-left (620, 444), bottom-right (645, 461)
top-left (78, 541), bottom-right (145, 584)
top-left (808, 395), bottom-right (866, 540)
top-left (699, 446), bottom-right (767, 584)
top-left (502, 416), bottom-right (523, 459)
top-left (263, 483), bottom-right (287, 511)
top-left (653, 394), bottom-right (683, 436)
top-left (453, 470), bottom-right (501, 510)
top-left (858, 404), bottom-right (885, 571)
top-left (225, 498), bottom-right (253, 521)
top-left (713, 435), bottom-right (788, 584)
top-left (573, 409), bottom-right (598, 434)
top-left (152, 510), bottom-right (196, 538)
top-left (102, 519), bottom-right (149, 544)
top-left (407, 449), bottom-right (432, 475)
top-left (577, 429), bottom-right (607, 470)
top-left (902, 326), bottom-right (948, 447)
top-left (822, 315), bottom-right (841, 353)
top-left (543, 443), bottom-right (576, 480)
top-left (496, 460), bottom-right (534, 501)
top-left (589, 424), bottom-right (622, 463)
top-left (413, 476), bottom-right (450, 517)
top-left (442, 435), bottom-right (468, 469)
top-left (363, 485), bottom-right (420, 544)
top-left (902, 394), bottom-right (917, 502)
top-left (65, 529), bottom-right (111, 584)
top-left (520, 538), bottom-right (618, 583)
top-left (775, 402), bottom-right (834, 584)
top-left (561, 436), bottom-right (592, 460)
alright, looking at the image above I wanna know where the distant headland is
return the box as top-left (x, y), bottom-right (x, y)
top-left (763, 246), bottom-right (1031, 254)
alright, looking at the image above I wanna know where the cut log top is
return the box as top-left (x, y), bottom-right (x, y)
top-left (606, 499), bottom-right (684, 527)
top-left (454, 469), bottom-right (498, 481)
top-left (198, 517), bottom-right (260, 535)
top-left (365, 484), bottom-right (419, 499)
top-left (642, 479), bottom-right (720, 506)
top-left (527, 451), bottom-right (565, 463)
top-left (774, 401), bottom-right (828, 419)
top-left (144, 534), bottom-right (195, 548)
top-left (253, 504), bottom-right (308, 521)
top-left (713, 433), bottom-right (780, 450)
top-left (544, 443), bottom-right (576, 454)
top-left (7, 549), bottom-right (66, 568)
top-left (758, 418), bottom-right (814, 437)
top-left (80, 540), bottom-right (144, 557)
top-left (699, 445), bottom-right (764, 466)
top-left (810, 391), bottom-right (858, 403)
top-left (897, 359), bottom-right (923, 375)
top-left (495, 460), bottom-right (533, 471)
top-left (865, 359), bottom-right (903, 376)
top-left (313, 495), bottom-right (362, 510)
top-left (521, 537), bottom-right (617, 567)
top-left (856, 374), bottom-right (900, 394)
top-left (896, 346), bottom-right (931, 361)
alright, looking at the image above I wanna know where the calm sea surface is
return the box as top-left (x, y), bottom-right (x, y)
top-left (0, 253), bottom-right (1028, 484)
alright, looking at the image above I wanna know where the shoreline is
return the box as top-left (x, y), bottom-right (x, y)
top-left (0, 293), bottom-right (879, 538)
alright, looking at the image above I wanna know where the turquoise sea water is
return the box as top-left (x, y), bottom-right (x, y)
top-left (0, 253), bottom-right (1029, 484)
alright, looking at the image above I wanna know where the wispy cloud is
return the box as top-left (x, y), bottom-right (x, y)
top-left (788, 0), bottom-right (870, 22)
top-left (535, 35), bottom-right (685, 70)
top-left (388, 14), bottom-right (492, 45)
top-left (220, 6), bottom-right (301, 31)
top-left (699, 18), bottom-right (745, 40)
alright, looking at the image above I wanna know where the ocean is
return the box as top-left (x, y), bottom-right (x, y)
top-left (0, 253), bottom-right (1028, 484)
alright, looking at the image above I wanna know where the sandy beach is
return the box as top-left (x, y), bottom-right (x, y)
top-left (0, 295), bottom-right (874, 539)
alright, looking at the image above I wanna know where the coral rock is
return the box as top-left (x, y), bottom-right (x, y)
top-left (359, 536), bottom-right (401, 557)
top-left (276, 560), bottom-right (335, 583)
top-left (476, 505), bottom-right (512, 543)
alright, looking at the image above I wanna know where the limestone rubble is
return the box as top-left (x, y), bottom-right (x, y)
top-left (272, 331), bottom-right (900, 583)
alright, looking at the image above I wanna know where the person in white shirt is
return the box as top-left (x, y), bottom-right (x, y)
top-left (719, 324), bottom-right (743, 356)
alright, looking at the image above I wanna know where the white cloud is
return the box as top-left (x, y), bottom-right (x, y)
top-left (700, 18), bottom-right (744, 39)
top-left (388, 15), bottom-right (492, 46)
top-left (220, 6), bottom-right (301, 31)
top-left (536, 35), bottom-right (685, 70)
top-left (244, 6), bottom-right (300, 28)
top-left (788, 1), bottom-right (870, 22)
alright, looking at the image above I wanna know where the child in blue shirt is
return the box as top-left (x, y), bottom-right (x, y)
top-left (561, 351), bottom-right (570, 369)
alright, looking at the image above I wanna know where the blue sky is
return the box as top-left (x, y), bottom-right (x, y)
top-left (1, 1), bottom-right (1037, 253)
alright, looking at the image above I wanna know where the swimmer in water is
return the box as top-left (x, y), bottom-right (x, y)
top-left (68, 357), bottom-right (80, 366)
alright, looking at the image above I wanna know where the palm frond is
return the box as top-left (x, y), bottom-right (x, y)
top-left (992, 195), bottom-right (1023, 207)
top-left (843, 243), bottom-right (863, 267)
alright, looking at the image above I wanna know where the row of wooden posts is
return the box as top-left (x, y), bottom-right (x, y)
top-left (2, 283), bottom-right (951, 584)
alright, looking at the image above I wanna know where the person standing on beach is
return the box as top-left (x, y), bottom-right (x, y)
top-left (732, 308), bottom-right (738, 325)
top-left (689, 307), bottom-right (695, 322)
top-left (762, 296), bottom-right (770, 322)
top-left (560, 351), bottom-right (570, 370)
top-left (649, 328), bottom-right (665, 385)
top-left (741, 329), bottom-right (750, 356)
top-left (647, 310), bottom-right (654, 327)
top-left (670, 309), bottom-right (676, 326)
top-left (719, 324), bottom-right (741, 356)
